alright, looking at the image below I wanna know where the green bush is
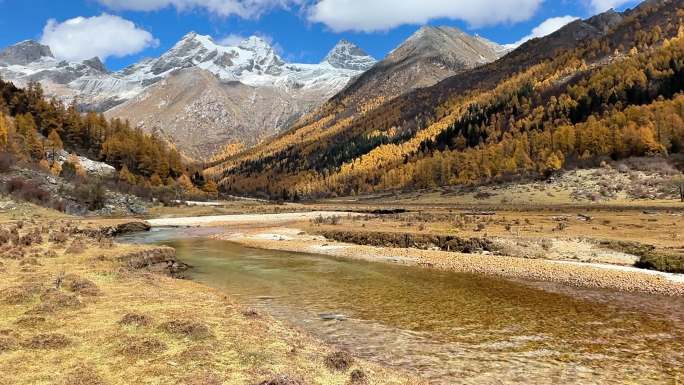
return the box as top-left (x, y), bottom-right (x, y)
top-left (636, 254), bottom-right (684, 274)
top-left (72, 181), bottom-right (106, 211)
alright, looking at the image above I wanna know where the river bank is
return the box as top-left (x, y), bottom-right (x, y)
top-left (144, 211), bottom-right (684, 296)
top-left (217, 226), bottom-right (684, 296)
top-left (0, 215), bottom-right (414, 385)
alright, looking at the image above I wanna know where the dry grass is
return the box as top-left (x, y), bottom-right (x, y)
top-left (118, 312), bottom-right (152, 327)
top-left (0, 212), bottom-right (415, 385)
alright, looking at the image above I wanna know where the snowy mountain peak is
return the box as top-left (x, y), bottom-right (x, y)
top-left (324, 39), bottom-right (376, 71)
top-left (239, 36), bottom-right (273, 52)
top-left (0, 40), bottom-right (54, 66)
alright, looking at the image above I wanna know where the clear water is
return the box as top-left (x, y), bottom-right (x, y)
top-left (120, 228), bottom-right (684, 384)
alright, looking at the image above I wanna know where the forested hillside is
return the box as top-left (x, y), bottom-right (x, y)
top-left (0, 79), bottom-right (213, 199)
top-left (210, 0), bottom-right (684, 199)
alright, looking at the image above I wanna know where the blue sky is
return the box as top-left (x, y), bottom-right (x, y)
top-left (0, 0), bottom-right (640, 70)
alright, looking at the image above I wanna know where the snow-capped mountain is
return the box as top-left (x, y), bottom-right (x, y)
top-left (0, 33), bottom-right (377, 111)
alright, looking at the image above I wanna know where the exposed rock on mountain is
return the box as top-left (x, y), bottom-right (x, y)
top-left (337, 26), bottom-right (506, 103)
top-left (323, 39), bottom-right (377, 70)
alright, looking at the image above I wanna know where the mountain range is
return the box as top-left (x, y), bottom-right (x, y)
top-left (210, 0), bottom-right (684, 199)
top-left (0, 28), bottom-right (506, 159)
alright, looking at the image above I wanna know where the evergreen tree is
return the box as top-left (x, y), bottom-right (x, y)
top-left (47, 129), bottom-right (63, 165)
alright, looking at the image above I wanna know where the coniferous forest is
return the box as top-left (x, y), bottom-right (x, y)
top-left (0, 79), bottom-right (218, 201)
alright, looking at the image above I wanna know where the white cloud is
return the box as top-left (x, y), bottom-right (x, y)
top-left (40, 14), bottom-right (158, 61)
top-left (217, 32), bottom-right (283, 55)
top-left (218, 33), bottom-right (247, 46)
top-left (97, 0), bottom-right (299, 18)
top-left (307, 0), bottom-right (543, 32)
top-left (587, 0), bottom-right (635, 13)
top-left (505, 15), bottom-right (579, 49)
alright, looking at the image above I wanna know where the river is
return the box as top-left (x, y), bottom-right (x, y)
top-left (119, 227), bottom-right (684, 384)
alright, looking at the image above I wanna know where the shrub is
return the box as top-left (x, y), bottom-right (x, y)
top-left (62, 274), bottom-right (100, 296)
top-left (14, 316), bottom-right (46, 328)
top-left (118, 336), bottom-right (167, 357)
top-left (62, 366), bottom-right (106, 385)
top-left (349, 369), bottom-right (368, 385)
top-left (0, 228), bottom-right (10, 245)
top-left (635, 254), bottom-right (684, 274)
top-left (0, 151), bottom-right (13, 172)
top-left (159, 320), bottom-right (212, 340)
top-left (32, 289), bottom-right (83, 313)
top-left (118, 313), bottom-right (152, 327)
top-left (49, 231), bottom-right (68, 244)
top-left (324, 350), bottom-right (354, 371)
top-left (71, 181), bottom-right (107, 211)
top-left (311, 215), bottom-right (342, 225)
top-left (60, 161), bottom-right (78, 180)
top-left (65, 240), bottom-right (86, 255)
top-left (22, 333), bottom-right (71, 349)
top-left (0, 336), bottom-right (18, 353)
top-left (257, 375), bottom-right (303, 385)
top-left (3, 177), bottom-right (54, 206)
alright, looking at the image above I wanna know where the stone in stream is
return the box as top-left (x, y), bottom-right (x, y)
top-left (319, 313), bottom-right (347, 321)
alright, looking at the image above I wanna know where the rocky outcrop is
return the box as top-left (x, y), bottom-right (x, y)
top-left (76, 220), bottom-right (151, 237)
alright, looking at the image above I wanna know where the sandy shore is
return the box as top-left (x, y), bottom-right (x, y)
top-left (147, 211), bottom-right (357, 227)
top-left (146, 213), bottom-right (684, 296)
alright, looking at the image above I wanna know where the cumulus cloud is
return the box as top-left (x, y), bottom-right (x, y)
top-left (40, 14), bottom-right (158, 61)
top-left (97, 0), bottom-right (298, 18)
top-left (587, 0), bottom-right (636, 13)
top-left (505, 15), bottom-right (579, 49)
top-left (307, 0), bottom-right (543, 32)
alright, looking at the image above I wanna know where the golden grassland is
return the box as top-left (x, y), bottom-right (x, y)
top-left (0, 208), bottom-right (414, 385)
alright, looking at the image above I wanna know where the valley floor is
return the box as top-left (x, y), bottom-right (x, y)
top-left (0, 211), bottom-right (413, 385)
top-left (1, 183), bottom-right (682, 384)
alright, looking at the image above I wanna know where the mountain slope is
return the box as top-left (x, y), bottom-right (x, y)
top-left (294, 26), bottom-right (507, 130)
top-left (344, 26), bottom-right (507, 102)
top-left (212, 0), bottom-right (684, 199)
top-left (106, 68), bottom-right (310, 159)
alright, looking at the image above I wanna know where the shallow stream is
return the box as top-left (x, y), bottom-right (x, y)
top-left (120, 227), bottom-right (684, 384)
